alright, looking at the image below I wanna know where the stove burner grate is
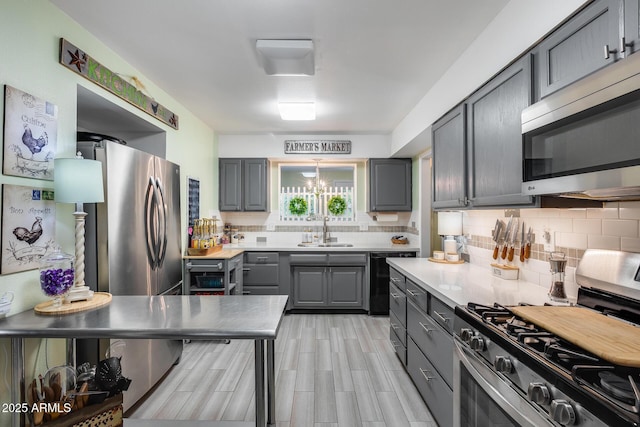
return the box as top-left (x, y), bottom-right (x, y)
top-left (599, 372), bottom-right (638, 405)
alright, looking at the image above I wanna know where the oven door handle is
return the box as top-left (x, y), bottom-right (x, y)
top-left (454, 340), bottom-right (555, 427)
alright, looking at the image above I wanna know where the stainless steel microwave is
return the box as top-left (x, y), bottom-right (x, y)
top-left (521, 51), bottom-right (640, 201)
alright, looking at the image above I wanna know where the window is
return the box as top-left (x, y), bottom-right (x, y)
top-left (279, 163), bottom-right (356, 221)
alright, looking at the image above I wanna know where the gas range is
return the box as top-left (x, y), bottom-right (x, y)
top-left (453, 249), bottom-right (640, 427)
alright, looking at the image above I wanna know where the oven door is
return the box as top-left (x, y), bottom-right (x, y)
top-left (454, 339), bottom-right (554, 427)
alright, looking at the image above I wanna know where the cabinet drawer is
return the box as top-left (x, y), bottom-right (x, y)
top-left (390, 326), bottom-right (407, 366)
top-left (289, 254), bottom-right (328, 265)
top-left (405, 279), bottom-right (427, 312)
top-left (389, 267), bottom-right (406, 292)
top-left (430, 297), bottom-right (454, 334)
top-left (243, 285), bottom-right (279, 295)
top-left (407, 338), bottom-right (453, 427)
top-left (243, 264), bottom-right (279, 285)
top-left (245, 252), bottom-right (279, 264)
top-left (407, 300), bottom-right (453, 387)
top-left (328, 253), bottom-right (367, 265)
top-left (389, 282), bottom-right (406, 327)
top-left (389, 310), bottom-right (406, 347)
top-left (185, 260), bottom-right (224, 272)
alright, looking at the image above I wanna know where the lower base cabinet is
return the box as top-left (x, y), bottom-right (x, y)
top-left (407, 338), bottom-right (453, 427)
top-left (292, 266), bottom-right (364, 308)
top-left (389, 268), bottom-right (454, 427)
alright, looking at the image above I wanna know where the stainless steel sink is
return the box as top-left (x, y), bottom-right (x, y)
top-left (297, 242), bottom-right (354, 247)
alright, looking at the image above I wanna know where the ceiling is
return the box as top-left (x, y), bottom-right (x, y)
top-left (51, 0), bottom-right (509, 135)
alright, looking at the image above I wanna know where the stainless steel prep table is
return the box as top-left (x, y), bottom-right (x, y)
top-left (0, 295), bottom-right (288, 427)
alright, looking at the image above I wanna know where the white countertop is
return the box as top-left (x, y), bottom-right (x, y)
top-left (220, 241), bottom-right (420, 252)
top-left (387, 258), bottom-right (571, 309)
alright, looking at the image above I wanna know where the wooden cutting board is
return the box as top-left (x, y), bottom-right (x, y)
top-left (509, 305), bottom-right (640, 368)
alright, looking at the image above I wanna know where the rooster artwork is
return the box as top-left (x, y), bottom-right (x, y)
top-left (13, 216), bottom-right (44, 246)
top-left (3, 85), bottom-right (57, 180)
top-left (1, 185), bottom-right (56, 274)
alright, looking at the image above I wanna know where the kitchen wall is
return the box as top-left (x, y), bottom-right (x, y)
top-left (392, 0), bottom-right (589, 156)
top-left (0, 1), bottom-right (217, 418)
top-left (461, 202), bottom-right (640, 300)
top-left (218, 133), bottom-right (421, 245)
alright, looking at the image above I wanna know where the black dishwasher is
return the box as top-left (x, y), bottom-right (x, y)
top-left (369, 252), bottom-right (416, 315)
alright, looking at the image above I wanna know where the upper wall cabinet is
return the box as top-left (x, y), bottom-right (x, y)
top-left (466, 54), bottom-right (535, 207)
top-left (368, 158), bottom-right (412, 211)
top-left (624, 0), bottom-right (640, 55)
top-left (219, 158), bottom-right (268, 212)
top-left (432, 104), bottom-right (467, 209)
top-left (538, 0), bottom-right (621, 98)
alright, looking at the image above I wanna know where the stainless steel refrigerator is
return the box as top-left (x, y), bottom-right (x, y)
top-left (77, 134), bottom-right (183, 411)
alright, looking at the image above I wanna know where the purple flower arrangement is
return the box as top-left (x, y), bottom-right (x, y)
top-left (40, 268), bottom-right (75, 297)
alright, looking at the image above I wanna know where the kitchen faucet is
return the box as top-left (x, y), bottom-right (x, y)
top-left (323, 216), bottom-right (330, 243)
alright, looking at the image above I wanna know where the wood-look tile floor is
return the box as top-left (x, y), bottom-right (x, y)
top-left (128, 314), bottom-right (437, 427)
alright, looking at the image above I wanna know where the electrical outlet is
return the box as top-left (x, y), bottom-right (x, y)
top-left (266, 223), bottom-right (275, 231)
top-left (543, 228), bottom-right (554, 252)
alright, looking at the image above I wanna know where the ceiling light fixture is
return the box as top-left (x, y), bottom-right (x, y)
top-left (278, 102), bottom-right (316, 120)
top-left (256, 39), bottom-right (315, 76)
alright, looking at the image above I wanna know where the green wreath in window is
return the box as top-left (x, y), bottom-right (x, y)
top-left (288, 197), bottom-right (308, 216)
top-left (327, 195), bottom-right (347, 216)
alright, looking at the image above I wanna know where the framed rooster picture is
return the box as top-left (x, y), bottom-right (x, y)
top-left (3, 85), bottom-right (57, 180)
top-left (1, 184), bottom-right (56, 274)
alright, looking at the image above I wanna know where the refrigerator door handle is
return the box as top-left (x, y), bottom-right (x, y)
top-left (155, 177), bottom-right (168, 268)
top-left (145, 176), bottom-right (158, 269)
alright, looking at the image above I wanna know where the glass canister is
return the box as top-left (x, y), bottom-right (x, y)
top-left (39, 247), bottom-right (75, 307)
top-left (548, 251), bottom-right (568, 302)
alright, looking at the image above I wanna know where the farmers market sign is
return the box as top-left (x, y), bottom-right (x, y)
top-left (284, 140), bottom-right (351, 155)
top-left (59, 38), bottom-right (179, 129)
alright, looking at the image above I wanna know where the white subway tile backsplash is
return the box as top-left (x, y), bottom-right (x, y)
top-left (586, 207), bottom-right (619, 219)
top-left (602, 219), bottom-right (638, 237)
top-left (621, 237), bottom-right (640, 253)
top-left (587, 234), bottom-right (621, 250)
top-left (539, 208), bottom-right (562, 218)
top-left (559, 209), bottom-right (587, 219)
top-left (572, 219), bottom-right (601, 234)
top-left (548, 218), bottom-right (574, 233)
top-left (556, 232), bottom-right (588, 249)
top-left (620, 205), bottom-right (640, 220)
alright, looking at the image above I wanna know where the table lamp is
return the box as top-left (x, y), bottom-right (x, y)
top-left (437, 211), bottom-right (462, 255)
top-left (54, 152), bottom-right (104, 302)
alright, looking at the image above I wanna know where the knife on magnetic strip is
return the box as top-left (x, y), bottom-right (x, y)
top-left (507, 218), bottom-right (518, 262)
top-left (492, 220), bottom-right (505, 260)
top-left (501, 216), bottom-right (514, 259)
top-left (524, 227), bottom-right (532, 259)
top-left (519, 222), bottom-right (526, 262)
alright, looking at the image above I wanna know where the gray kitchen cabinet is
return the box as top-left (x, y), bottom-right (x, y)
top-left (292, 265), bottom-right (364, 309)
top-left (293, 266), bottom-right (326, 307)
top-left (290, 252), bottom-right (366, 310)
top-left (327, 266), bottom-right (363, 307)
top-left (466, 54), bottom-right (535, 207)
top-left (538, 0), bottom-right (621, 98)
top-left (625, 0), bottom-right (640, 55)
top-left (389, 280), bottom-right (407, 366)
top-left (432, 103), bottom-right (467, 209)
top-left (390, 268), bottom-right (453, 427)
top-left (368, 158), bottom-right (412, 211)
top-left (407, 338), bottom-right (453, 427)
top-left (242, 252), bottom-right (280, 295)
top-left (219, 158), bottom-right (268, 211)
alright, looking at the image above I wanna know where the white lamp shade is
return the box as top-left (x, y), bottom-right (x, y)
top-left (438, 211), bottom-right (462, 236)
top-left (54, 158), bottom-right (104, 203)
